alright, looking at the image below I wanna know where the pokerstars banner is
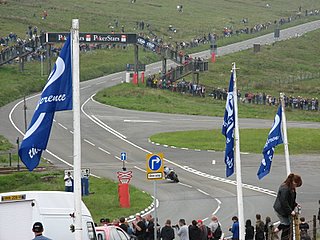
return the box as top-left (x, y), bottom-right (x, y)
top-left (46, 32), bottom-right (137, 44)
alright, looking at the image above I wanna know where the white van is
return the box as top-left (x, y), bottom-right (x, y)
top-left (0, 191), bottom-right (97, 240)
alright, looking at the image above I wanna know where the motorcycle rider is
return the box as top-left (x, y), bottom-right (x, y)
top-left (164, 166), bottom-right (170, 178)
top-left (164, 166), bottom-right (179, 182)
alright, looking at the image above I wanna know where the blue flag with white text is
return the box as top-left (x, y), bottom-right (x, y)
top-left (222, 73), bottom-right (235, 177)
top-left (257, 105), bottom-right (283, 179)
top-left (19, 36), bottom-right (72, 171)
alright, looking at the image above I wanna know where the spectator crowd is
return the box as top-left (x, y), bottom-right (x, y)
top-left (97, 212), bottom-right (312, 240)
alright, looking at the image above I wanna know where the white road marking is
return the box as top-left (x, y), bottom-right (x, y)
top-left (95, 82), bottom-right (105, 85)
top-left (98, 147), bottom-right (110, 155)
top-left (84, 139), bottom-right (95, 146)
top-left (134, 166), bottom-right (147, 172)
top-left (112, 77), bottom-right (122, 81)
top-left (80, 85), bottom-right (91, 90)
top-left (91, 114), bottom-right (127, 139)
top-left (58, 123), bottom-right (68, 130)
top-left (124, 120), bottom-right (160, 123)
top-left (212, 198), bottom-right (222, 215)
top-left (178, 182), bottom-right (192, 188)
top-left (197, 188), bottom-right (210, 196)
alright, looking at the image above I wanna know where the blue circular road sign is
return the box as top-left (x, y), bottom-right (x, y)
top-left (148, 155), bottom-right (162, 171)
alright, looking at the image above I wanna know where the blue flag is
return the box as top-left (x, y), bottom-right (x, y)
top-left (222, 73), bottom-right (235, 177)
top-left (257, 105), bottom-right (283, 179)
top-left (19, 36), bottom-right (72, 171)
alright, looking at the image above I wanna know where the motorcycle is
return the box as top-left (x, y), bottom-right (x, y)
top-left (164, 168), bottom-right (179, 183)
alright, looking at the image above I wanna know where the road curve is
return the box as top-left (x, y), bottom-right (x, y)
top-left (1, 20), bottom-right (320, 230)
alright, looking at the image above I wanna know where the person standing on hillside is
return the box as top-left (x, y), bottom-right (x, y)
top-left (64, 171), bottom-right (73, 192)
top-left (273, 173), bottom-right (302, 240)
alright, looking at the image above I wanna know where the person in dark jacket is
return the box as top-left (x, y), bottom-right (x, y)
top-left (255, 214), bottom-right (265, 240)
top-left (189, 220), bottom-right (201, 240)
top-left (264, 216), bottom-right (271, 240)
top-left (273, 173), bottom-right (302, 240)
top-left (160, 219), bottom-right (175, 240)
top-left (245, 219), bottom-right (254, 240)
top-left (133, 214), bottom-right (147, 240)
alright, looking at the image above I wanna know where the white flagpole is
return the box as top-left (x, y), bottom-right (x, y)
top-left (232, 62), bottom-right (245, 240)
top-left (280, 93), bottom-right (291, 175)
top-left (72, 19), bottom-right (83, 240)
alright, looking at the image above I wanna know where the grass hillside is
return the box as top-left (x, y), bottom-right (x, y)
top-left (94, 28), bottom-right (320, 122)
top-left (1, 0), bottom-right (320, 42)
top-left (196, 30), bottom-right (320, 98)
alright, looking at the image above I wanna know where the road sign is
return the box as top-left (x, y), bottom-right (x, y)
top-left (146, 153), bottom-right (164, 180)
top-left (125, 63), bottom-right (146, 71)
top-left (121, 152), bottom-right (127, 161)
top-left (117, 170), bottom-right (133, 184)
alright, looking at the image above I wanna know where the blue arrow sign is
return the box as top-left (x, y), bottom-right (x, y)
top-left (148, 155), bottom-right (162, 171)
top-left (121, 152), bottom-right (127, 161)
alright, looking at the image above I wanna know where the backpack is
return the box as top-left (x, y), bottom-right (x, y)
top-left (213, 224), bottom-right (222, 239)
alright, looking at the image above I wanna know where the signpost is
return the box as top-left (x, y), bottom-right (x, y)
top-left (121, 152), bottom-right (127, 170)
top-left (126, 63), bottom-right (146, 71)
top-left (146, 153), bottom-right (164, 240)
top-left (146, 153), bottom-right (164, 180)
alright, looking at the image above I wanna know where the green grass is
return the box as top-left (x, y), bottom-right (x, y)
top-left (1, 0), bottom-right (320, 42)
top-left (0, 47), bottom-right (159, 107)
top-left (150, 128), bottom-right (320, 155)
top-left (0, 135), bottom-right (13, 151)
top-left (0, 171), bottom-right (152, 224)
top-left (1, 1), bottom-right (320, 108)
top-left (187, 30), bottom-right (320, 99)
top-left (94, 83), bottom-right (320, 122)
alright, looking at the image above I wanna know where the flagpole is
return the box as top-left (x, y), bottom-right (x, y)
top-left (232, 62), bottom-right (245, 240)
top-left (280, 93), bottom-right (291, 175)
top-left (72, 19), bottom-right (83, 240)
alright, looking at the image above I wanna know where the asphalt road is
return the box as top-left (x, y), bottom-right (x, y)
top-left (1, 20), bottom-right (320, 232)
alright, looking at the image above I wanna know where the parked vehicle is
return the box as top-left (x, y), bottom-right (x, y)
top-left (96, 225), bottom-right (133, 240)
top-left (0, 191), bottom-right (96, 240)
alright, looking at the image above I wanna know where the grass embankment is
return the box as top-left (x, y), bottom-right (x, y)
top-left (0, 135), bottom-right (152, 223)
top-left (0, 135), bottom-right (17, 166)
top-left (0, 48), bottom-right (159, 107)
top-left (1, 1), bottom-right (320, 107)
top-left (150, 129), bottom-right (320, 155)
top-left (1, 0), bottom-right (319, 42)
top-left (190, 29), bottom-right (320, 98)
top-left (94, 83), bottom-right (320, 122)
top-left (0, 170), bottom-right (152, 223)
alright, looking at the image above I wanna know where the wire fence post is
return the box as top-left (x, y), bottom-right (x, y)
top-left (313, 215), bottom-right (316, 240)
